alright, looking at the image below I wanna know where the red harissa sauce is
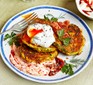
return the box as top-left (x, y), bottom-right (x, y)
top-left (11, 50), bottom-right (15, 56)
top-left (79, 0), bottom-right (93, 15)
top-left (49, 58), bottom-right (64, 76)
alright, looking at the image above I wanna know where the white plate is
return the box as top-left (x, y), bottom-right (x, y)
top-left (0, 5), bottom-right (93, 83)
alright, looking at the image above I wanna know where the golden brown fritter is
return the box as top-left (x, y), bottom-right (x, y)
top-left (53, 24), bottom-right (85, 55)
top-left (18, 44), bottom-right (58, 63)
top-left (22, 39), bottom-right (56, 53)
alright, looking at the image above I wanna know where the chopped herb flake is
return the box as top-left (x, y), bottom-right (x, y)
top-left (4, 34), bottom-right (11, 40)
top-left (44, 15), bottom-right (49, 21)
top-left (44, 14), bottom-right (58, 21)
top-left (44, 13), bottom-right (65, 22)
top-left (51, 17), bottom-right (58, 22)
top-left (57, 29), bottom-right (64, 37)
top-left (63, 38), bottom-right (71, 46)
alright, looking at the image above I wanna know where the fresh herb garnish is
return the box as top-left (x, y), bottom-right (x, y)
top-left (11, 32), bottom-right (16, 37)
top-left (4, 34), bottom-right (11, 40)
top-left (8, 36), bottom-right (19, 46)
top-left (44, 14), bottom-right (58, 21)
top-left (61, 63), bottom-right (74, 76)
top-left (51, 17), bottom-right (58, 22)
top-left (44, 15), bottom-right (50, 21)
top-left (4, 32), bottom-right (16, 40)
top-left (45, 14), bottom-right (54, 17)
top-left (62, 38), bottom-right (71, 46)
top-left (70, 58), bottom-right (85, 67)
top-left (58, 13), bottom-right (66, 19)
top-left (57, 29), bottom-right (64, 37)
top-left (44, 14), bottom-right (54, 21)
top-left (61, 58), bottom-right (85, 76)
top-left (4, 32), bottom-right (20, 46)
top-left (57, 29), bottom-right (71, 46)
top-left (44, 13), bottom-right (65, 22)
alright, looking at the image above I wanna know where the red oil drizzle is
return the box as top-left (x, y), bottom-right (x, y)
top-left (49, 58), bottom-right (64, 76)
top-left (11, 50), bottom-right (15, 56)
top-left (55, 57), bottom-right (64, 70)
top-left (82, 10), bottom-right (92, 15)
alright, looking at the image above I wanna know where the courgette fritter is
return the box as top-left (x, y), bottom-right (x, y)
top-left (22, 39), bottom-right (56, 53)
top-left (18, 44), bottom-right (58, 63)
top-left (53, 24), bottom-right (85, 55)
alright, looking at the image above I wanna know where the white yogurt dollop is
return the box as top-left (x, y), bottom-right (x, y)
top-left (27, 23), bottom-right (55, 48)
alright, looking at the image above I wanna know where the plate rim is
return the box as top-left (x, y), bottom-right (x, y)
top-left (0, 5), bottom-right (93, 83)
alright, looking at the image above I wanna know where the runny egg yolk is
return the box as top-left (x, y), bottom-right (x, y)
top-left (27, 28), bottom-right (43, 38)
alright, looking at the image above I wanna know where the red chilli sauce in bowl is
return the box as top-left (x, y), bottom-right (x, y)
top-left (76, 0), bottom-right (93, 19)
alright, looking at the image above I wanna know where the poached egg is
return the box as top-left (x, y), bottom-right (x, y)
top-left (27, 23), bottom-right (55, 48)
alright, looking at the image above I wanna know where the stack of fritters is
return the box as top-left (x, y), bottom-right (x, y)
top-left (17, 32), bottom-right (58, 63)
top-left (17, 18), bottom-right (85, 63)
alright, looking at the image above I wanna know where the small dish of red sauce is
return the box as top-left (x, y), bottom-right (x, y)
top-left (76, 0), bottom-right (93, 19)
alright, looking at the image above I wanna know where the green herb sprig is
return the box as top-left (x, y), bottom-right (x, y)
top-left (57, 29), bottom-right (71, 46)
top-left (44, 13), bottom-right (65, 22)
top-left (58, 13), bottom-right (66, 19)
top-left (61, 62), bottom-right (74, 76)
top-left (4, 32), bottom-right (16, 40)
top-left (44, 14), bottom-right (58, 22)
top-left (70, 58), bottom-right (85, 67)
top-left (4, 32), bottom-right (20, 46)
top-left (62, 38), bottom-right (71, 46)
top-left (61, 58), bottom-right (85, 76)
top-left (57, 29), bottom-right (64, 37)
